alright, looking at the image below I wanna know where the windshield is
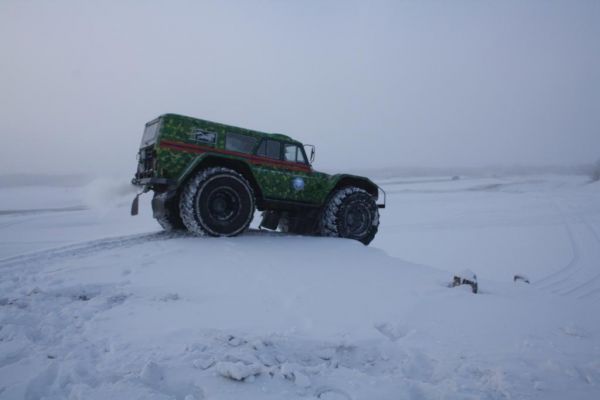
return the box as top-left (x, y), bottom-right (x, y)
top-left (284, 144), bottom-right (308, 164)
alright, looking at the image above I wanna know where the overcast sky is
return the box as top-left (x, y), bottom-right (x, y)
top-left (1, 0), bottom-right (599, 175)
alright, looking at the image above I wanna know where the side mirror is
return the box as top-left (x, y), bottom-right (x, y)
top-left (304, 144), bottom-right (316, 164)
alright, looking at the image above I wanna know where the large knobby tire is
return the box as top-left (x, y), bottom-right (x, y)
top-left (154, 194), bottom-right (185, 232)
top-left (179, 167), bottom-right (255, 236)
top-left (321, 187), bottom-right (379, 245)
top-left (156, 215), bottom-right (184, 232)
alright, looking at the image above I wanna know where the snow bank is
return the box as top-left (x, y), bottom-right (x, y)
top-left (1, 174), bottom-right (599, 399)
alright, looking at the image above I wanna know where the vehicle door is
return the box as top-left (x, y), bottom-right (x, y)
top-left (251, 139), bottom-right (290, 199)
top-left (280, 143), bottom-right (322, 203)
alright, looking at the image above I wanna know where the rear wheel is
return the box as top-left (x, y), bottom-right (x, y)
top-left (320, 187), bottom-right (379, 245)
top-left (156, 215), bottom-right (184, 231)
top-left (154, 193), bottom-right (185, 231)
top-left (179, 167), bottom-right (255, 236)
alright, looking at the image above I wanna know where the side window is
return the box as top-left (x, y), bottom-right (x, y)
top-left (256, 140), bottom-right (267, 156)
top-left (226, 132), bottom-right (257, 154)
top-left (284, 144), bottom-right (307, 164)
top-left (256, 140), bottom-right (281, 159)
top-left (267, 141), bottom-right (281, 159)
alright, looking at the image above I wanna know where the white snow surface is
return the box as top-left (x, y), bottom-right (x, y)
top-left (1, 175), bottom-right (599, 399)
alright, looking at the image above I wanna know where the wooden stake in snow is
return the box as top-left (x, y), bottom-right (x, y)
top-left (514, 274), bottom-right (530, 284)
top-left (451, 269), bottom-right (478, 294)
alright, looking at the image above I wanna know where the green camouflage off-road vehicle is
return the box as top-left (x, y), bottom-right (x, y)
top-left (131, 114), bottom-right (385, 245)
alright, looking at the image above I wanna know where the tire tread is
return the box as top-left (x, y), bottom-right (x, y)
top-left (320, 186), bottom-right (379, 244)
top-left (179, 167), bottom-right (254, 236)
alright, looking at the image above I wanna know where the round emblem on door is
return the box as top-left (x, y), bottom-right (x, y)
top-left (292, 177), bottom-right (305, 191)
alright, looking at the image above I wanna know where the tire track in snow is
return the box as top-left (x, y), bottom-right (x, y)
top-left (542, 227), bottom-right (589, 294)
top-left (579, 287), bottom-right (600, 300)
top-left (535, 200), bottom-right (584, 290)
top-left (550, 206), bottom-right (600, 298)
top-left (0, 216), bottom-right (38, 230)
top-left (535, 201), bottom-right (600, 300)
top-left (0, 231), bottom-right (188, 270)
top-left (0, 228), bottom-right (289, 272)
top-left (560, 217), bottom-right (600, 299)
top-left (577, 220), bottom-right (600, 301)
top-left (535, 222), bottom-right (581, 289)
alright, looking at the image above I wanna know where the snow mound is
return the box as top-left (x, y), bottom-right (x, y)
top-left (1, 174), bottom-right (600, 399)
top-left (216, 361), bottom-right (263, 381)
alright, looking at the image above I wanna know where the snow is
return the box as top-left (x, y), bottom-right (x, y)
top-left (455, 269), bottom-right (477, 282)
top-left (1, 174), bottom-right (600, 399)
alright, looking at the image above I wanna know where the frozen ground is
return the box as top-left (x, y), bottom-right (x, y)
top-left (1, 175), bottom-right (599, 399)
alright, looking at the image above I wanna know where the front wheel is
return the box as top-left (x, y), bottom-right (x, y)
top-left (179, 167), bottom-right (255, 236)
top-left (320, 187), bottom-right (379, 245)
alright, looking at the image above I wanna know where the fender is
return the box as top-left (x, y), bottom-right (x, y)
top-left (327, 174), bottom-right (385, 208)
top-left (175, 152), bottom-right (265, 202)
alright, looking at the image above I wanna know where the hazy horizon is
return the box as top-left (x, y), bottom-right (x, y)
top-left (1, 0), bottom-right (599, 176)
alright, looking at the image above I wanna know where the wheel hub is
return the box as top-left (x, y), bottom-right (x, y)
top-left (344, 202), bottom-right (371, 237)
top-left (207, 188), bottom-right (240, 221)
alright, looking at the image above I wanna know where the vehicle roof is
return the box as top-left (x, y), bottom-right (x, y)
top-left (159, 113), bottom-right (303, 145)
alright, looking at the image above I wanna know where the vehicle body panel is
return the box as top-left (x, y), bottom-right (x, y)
top-left (133, 114), bottom-right (384, 209)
